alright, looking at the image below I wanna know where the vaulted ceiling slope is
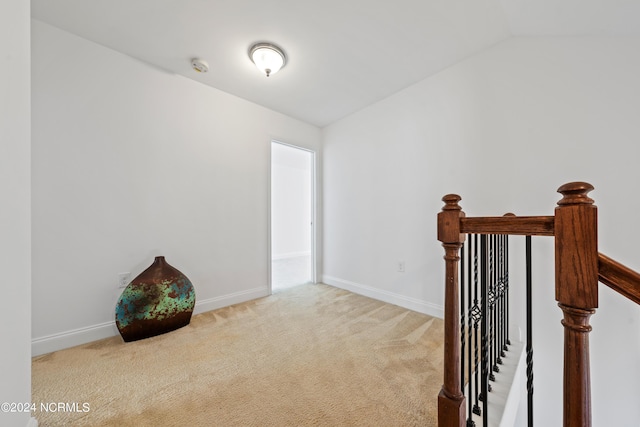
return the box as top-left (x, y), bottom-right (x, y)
top-left (31, 0), bottom-right (640, 127)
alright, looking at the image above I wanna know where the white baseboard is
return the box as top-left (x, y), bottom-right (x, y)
top-left (31, 321), bottom-right (118, 357)
top-left (271, 251), bottom-right (311, 260)
top-left (192, 287), bottom-right (268, 315)
top-left (31, 287), bottom-right (269, 357)
top-left (322, 275), bottom-right (444, 319)
top-left (27, 417), bottom-right (39, 427)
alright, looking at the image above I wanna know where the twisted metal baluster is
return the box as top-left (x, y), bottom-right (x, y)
top-left (465, 236), bottom-right (477, 427)
top-left (526, 236), bottom-right (534, 427)
top-left (498, 235), bottom-right (506, 362)
top-left (472, 234), bottom-right (481, 417)
top-left (505, 235), bottom-right (511, 347)
top-left (489, 235), bottom-right (498, 380)
top-left (480, 234), bottom-right (489, 426)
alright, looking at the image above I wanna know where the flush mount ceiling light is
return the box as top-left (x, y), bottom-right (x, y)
top-left (249, 43), bottom-right (286, 77)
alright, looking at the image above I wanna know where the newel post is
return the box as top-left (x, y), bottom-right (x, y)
top-left (555, 182), bottom-right (598, 427)
top-left (437, 194), bottom-right (466, 427)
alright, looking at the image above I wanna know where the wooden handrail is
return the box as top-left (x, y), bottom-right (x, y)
top-left (461, 216), bottom-right (554, 236)
top-left (598, 253), bottom-right (640, 305)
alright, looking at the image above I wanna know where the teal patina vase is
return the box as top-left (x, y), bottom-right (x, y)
top-left (115, 256), bottom-right (196, 342)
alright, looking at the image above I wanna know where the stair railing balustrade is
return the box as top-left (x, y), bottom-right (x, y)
top-left (437, 182), bottom-right (640, 427)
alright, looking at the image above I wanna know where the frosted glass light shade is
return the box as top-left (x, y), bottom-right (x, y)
top-left (249, 43), bottom-right (286, 77)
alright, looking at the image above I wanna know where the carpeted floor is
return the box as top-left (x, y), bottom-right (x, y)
top-left (32, 283), bottom-right (444, 426)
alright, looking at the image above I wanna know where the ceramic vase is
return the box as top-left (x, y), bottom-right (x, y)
top-left (115, 256), bottom-right (196, 342)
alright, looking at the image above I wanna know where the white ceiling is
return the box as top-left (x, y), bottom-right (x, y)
top-left (31, 0), bottom-right (640, 127)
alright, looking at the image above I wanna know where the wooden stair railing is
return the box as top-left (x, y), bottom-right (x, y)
top-left (437, 182), bottom-right (640, 427)
top-left (598, 253), bottom-right (640, 305)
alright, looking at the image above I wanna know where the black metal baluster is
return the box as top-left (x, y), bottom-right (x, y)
top-left (472, 234), bottom-right (481, 417)
top-left (496, 235), bottom-right (504, 365)
top-left (496, 236), bottom-right (502, 369)
top-left (526, 235), bottom-right (534, 427)
top-left (467, 235), bottom-right (478, 427)
top-left (493, 234), bottom-right (501, 373)
top-left (480, 234), bottom-right (489, 426)
top-left (489, 236), bottom-right (495, 396)
top-left (498, 235), bottom-right (506, 362)
top-left (505, 235), bottom-right (511, 347)
top-left (489, 235), bottom-right (498, 381)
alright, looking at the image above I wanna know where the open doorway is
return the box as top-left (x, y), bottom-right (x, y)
top-left (270, 141), bottom-right (315, 292)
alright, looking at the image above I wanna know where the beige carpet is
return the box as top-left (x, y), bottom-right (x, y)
top-left (32, 283), bottom-right (444, 426)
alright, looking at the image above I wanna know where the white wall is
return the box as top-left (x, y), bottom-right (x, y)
top-left (31, 20), bottom-right (321, 355)
top-left (0, 2), bottom-right (32, 427)
top-left (322, 36), bottom-right (640, 426)
top-left (271, 143), bottom-right (312, 259)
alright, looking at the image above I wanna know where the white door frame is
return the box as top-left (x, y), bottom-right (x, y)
top-left (269, 140), bottom-right (317, 293)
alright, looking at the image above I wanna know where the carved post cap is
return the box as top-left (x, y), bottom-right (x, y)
top-left (441, 194), bottom-right (462, 211)
top-left (557, 182), bottom-right (595, 206)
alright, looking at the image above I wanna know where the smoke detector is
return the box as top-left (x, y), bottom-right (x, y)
top-left (190, 58), bottom-right (209, 73)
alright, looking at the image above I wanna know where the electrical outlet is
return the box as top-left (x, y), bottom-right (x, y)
top-left (398, 261), bottom-right (405, 273)
top-left (118, 272), bottom-right (130, 288)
